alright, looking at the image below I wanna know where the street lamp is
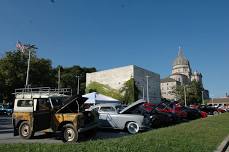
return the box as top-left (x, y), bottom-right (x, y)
top-left (184, 86), bottom-right (187, 107)
top-left (211, 95), bottom-right (214, 105)
top-left (146, 75), bottom-right (150, 103)
top-left (202, 91), bottom-right (204, 105)
top-left (76, 75), bottom-right (80, 95)
top-left (140, 85), bottom-right (145, 100)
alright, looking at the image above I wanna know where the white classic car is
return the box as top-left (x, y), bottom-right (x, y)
top-left (90, 99), bottom-right (150, 134)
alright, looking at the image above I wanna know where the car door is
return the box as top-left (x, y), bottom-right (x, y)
top-left (33, 98), bottom-right (51, 131)
top-left (98, 106), bottom-right (117, 128)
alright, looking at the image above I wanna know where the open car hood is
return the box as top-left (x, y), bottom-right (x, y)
top-left (56, 95), bottom-right (88, 113)
top-left (119, 99), bottom-right (146, 114)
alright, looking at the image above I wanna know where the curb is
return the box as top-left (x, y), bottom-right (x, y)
top-left (214, 135), bottom-right (229, 152)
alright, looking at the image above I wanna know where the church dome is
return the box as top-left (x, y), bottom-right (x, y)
top-left (172, 47), bottom-right (189, 66)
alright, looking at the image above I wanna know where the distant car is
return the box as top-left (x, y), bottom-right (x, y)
top-left (90, 100), bottom-right (150, 134)
top-left (199, 105), bottom-right (218, 115)
top-left (0, 105), bottom-right (12, 116)
top-left (215, 104), bottom-right (227, 113)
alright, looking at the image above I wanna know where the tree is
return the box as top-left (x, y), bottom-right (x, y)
top-left (85, 82), bottom-right (123, 101)
top-left (120, 78), bottom-right (139, 104)
top-left (0, 50), bottom-right (55, 103)
top-left (85, 78), bottom-right (140, 104)
top-left (53, 66), bottom-right (96, 95)
top-left (0, 47), bottom-right (97, 104)
top-left (173, 80), bottom-right (203, 105)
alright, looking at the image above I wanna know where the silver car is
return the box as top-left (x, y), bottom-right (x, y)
top-left (90, 99), bottom-right (149, 134)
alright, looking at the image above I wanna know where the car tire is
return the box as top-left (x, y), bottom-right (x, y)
top-left (62, 124), bottom-right (78, 143)
top-left (213, 111), bottom-right (219, 115)
top-left (127, 122), bottom-right (139, 134)
top-left (19, 121), bottom-right (34, 139)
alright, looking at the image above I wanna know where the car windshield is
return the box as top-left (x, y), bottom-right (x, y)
top-left (115, 105), bottom-right (124, 112)
top-left (3, 105), bottom-right (10, 109)
top-left (51, 97), bottom-right (68, 108)
top-left (100, 106), bottom-right (116, 112)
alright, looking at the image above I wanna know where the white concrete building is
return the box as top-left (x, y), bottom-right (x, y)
top-left (86, 65), bottom-right (161, 103)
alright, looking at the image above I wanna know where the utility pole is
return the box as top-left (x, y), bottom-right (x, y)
top-left (76, 75), bottom-right (80, 95)
top-left (146, 75), bottom-right (150, 103)
top-left (184, 86), bottom-right (187, 107)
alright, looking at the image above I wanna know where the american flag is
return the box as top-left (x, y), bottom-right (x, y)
top-left (16, 41), bottom-right (28, 53)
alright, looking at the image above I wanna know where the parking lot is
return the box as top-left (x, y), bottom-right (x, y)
top-left (0, 116), bottom-right (129, 144)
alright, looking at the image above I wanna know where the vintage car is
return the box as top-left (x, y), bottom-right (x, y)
top-left (198, 104), bottom-right (219, 115)
top-left (12, 87), bottom-right (98, 143)
top-left (90, 99), bottom-right (150, 134)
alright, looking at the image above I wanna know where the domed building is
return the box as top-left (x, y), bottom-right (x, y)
top-left (160, 47), bottom-right (208, 100)
top-left (169, 47), bottom-right (201, 85)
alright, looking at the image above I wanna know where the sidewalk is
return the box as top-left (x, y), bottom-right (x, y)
top-left (215, 135), bottom-right (229, 152)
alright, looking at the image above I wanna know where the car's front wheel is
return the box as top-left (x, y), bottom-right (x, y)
top-left (62, 124), bottom-right (78, 143)
top-left (19, 121), bottom-right (34, 139)
top-left (127, 122), bottom-right (139, 134)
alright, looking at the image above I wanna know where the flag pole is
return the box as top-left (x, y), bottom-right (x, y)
top-left (25, 48), bottom-right (31, 88)
top-left (16, 41), bottom-right (37, 88)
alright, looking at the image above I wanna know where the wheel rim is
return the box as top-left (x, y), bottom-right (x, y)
top-left (65, 128), bottom-right (75, 141)
top-left (213, 111), bottom-right (218, 115)
top-left (21, 124), bottom-right (30, 137)
top-left (128, 123), bottom-right (139, 134)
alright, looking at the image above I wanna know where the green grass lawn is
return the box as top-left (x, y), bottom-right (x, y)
top-left (1, 113), bottom-right (229, 152)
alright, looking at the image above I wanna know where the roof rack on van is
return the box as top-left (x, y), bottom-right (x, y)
top-left (14, 87), bottom-right (72, 98)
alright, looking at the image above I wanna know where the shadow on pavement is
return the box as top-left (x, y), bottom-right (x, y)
top-left (31, 128), bottom-right (129, 142)
top-left (0, 130), bottom-right (13, 134)
top-left (0, 116), bottom-right (130, 142)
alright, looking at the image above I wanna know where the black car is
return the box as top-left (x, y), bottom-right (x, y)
top-left (182, 107), bottom-right (201, 120)
top-left (199, 105), bottom-right (218, 115)
top-left (149, 109), bottom-right (177, 128)
top-left (141, 103), bottom-right (179, 128)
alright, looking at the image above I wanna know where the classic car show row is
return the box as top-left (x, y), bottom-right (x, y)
top-left (7, 87), bottom-right (229, 143)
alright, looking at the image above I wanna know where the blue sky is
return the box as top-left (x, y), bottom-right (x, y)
top-left (0, 0), bottom-right (228, 97)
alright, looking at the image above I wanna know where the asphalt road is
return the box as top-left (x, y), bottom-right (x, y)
top-left (0, 116), bottom-right (128, 144)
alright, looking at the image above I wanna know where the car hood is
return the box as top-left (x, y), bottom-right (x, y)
top-left (119, 99), bottom-right (146, 114)
top-left (56, 95), bottom-right (88, 113)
